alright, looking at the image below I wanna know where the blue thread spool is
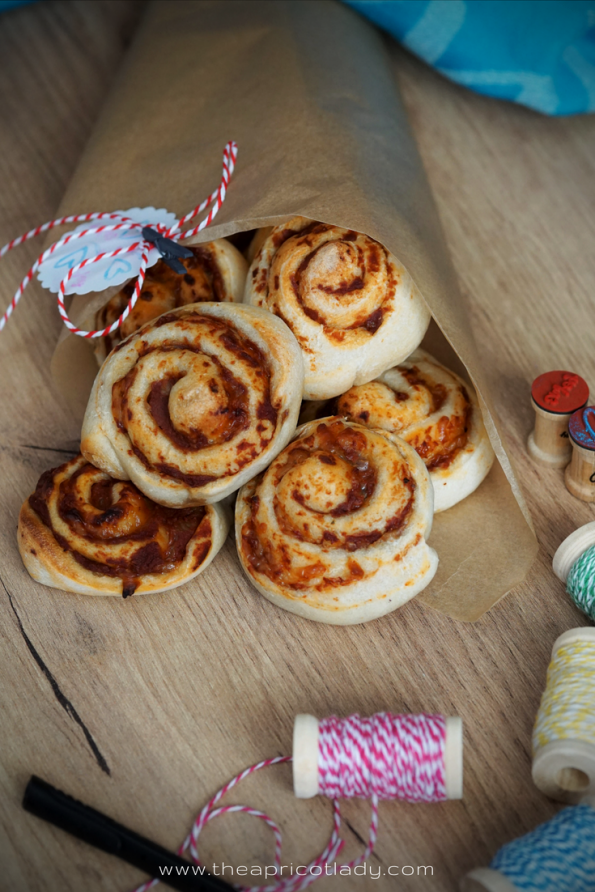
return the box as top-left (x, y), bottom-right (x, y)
top-left (565, 407), bottom-right (595, 502)
top-left (460, 801), bottom-right (595, 892)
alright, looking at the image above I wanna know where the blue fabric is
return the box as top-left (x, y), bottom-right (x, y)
top-left (0, 1), bottom-right (37, 11)
top-left (344, 0), bottom-right (595, 115)
top-left (490, 805), bottom-right (595, 892)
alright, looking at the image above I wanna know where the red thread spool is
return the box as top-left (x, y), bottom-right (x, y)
top-left (528, 371), bottom-right (588, 468)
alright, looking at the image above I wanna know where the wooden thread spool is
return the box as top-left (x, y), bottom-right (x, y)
top-left (527, 371), bottom-right (588, 468)
top-left (553, 522), bottom-right (595, 619)
top-left (532, 627), bottom-right (595, 803)
top-left (460, 795), bottom-right (595, 892)
top-left (565, 406), bottom-right (595, 501)
top-left (460, 868), bottom-right (521, 892)
top-left (293, 713), bottom-right (463, 799)
top-left (553, 521), bottom-right (595, 584)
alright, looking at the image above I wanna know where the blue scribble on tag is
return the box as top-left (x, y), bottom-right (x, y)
top-left (54, 246), bottom-right (88, 269)
top-left (104, 258), bottom-right (132, 280)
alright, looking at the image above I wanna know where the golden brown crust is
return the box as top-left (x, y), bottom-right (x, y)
top-left (18, 455), bottom-right (229, 596)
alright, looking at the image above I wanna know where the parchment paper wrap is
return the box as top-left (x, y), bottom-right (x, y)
top-left (50, 0), bottom-right (537, 621)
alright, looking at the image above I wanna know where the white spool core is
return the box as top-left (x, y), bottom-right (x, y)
top-left (532, 738), bottom-right (595, 804)
top-left (445, 716), bottom-right (464, 799)
top-left (460, 868), bottom-right (519, 892)
top-left (550, 625), bottom-right (595, 657)
top-left (293, 714), bottom-right (463, 800)
top-left (553, 522), bottom-right (595, 582)
top-left (293, 714), bottom-right (319, 799)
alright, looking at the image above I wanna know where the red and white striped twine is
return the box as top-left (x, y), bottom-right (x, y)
top-left (133, 713), bottom-right (447, 892)
top-left (0, 141), bottom-right (238, 339)
top-left (319, 713), bottom-right (447, 802)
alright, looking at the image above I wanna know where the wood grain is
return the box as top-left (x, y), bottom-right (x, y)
top-left (1, 3), bottom-right (595, 891)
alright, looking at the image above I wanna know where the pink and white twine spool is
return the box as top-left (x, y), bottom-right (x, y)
top-left (309, 713), bottom-right (458, 802)
top-left (134, 713), bottom-right (462, 892)
top-left (0, 141), bottom-right (238, 338)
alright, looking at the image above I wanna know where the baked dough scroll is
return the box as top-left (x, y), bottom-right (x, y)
top-left (235, 417), bottom-right (438, 625)
top-left (81, 303), bottom-right (304, 506)
top-left (244, 218), bottom-right (431, 400)
top-left (301, 350), bottom-right (495, 513)
top-left (18, 455), bottom-right (229, 597)
top-left (95, 238), bottom-right (247, 363)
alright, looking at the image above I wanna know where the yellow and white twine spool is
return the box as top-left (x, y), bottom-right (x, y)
top-left (532, 628), bottom-right (595, 803)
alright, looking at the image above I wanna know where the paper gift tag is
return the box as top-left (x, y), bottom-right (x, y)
top-left (37, 207), bottom-right (178, 295)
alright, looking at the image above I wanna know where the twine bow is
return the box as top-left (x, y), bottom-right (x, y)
top-left (0, 141), bottom-right (237, 339)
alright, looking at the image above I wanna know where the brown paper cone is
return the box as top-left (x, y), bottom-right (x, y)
top-left (49, 0), bottom-right (537, 621)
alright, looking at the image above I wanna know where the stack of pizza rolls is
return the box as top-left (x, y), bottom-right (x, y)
top-left (20, 299), bottom-right (303, 598)
top-left (18, 222), bottom-right (495, 621)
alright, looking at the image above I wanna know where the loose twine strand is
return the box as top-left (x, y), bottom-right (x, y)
top-left (0, 141), bottom-right (238, 338)
top-left (532, 639), bottom-right (595, 753)
top-left (132, 713), bottom-right (446, 892)
top-left (566, 544), bottom-right (595, 621)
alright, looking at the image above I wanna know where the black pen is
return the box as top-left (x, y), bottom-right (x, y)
top-left (23, 776), bottom-right (234, 892)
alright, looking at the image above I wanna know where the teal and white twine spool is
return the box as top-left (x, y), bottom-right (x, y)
top-left (566, 545), bottom-right (595, 620)
top-left (461, 804), bottom-right (595, 892)
top-left (553, 522), bottom-right (595, 621)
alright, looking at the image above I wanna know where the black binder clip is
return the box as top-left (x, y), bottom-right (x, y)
top-left (142, 226), bottom-right (194, 275)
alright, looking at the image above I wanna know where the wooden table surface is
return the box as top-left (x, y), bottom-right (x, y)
top-left (1, 3), bottom-right (595, 891)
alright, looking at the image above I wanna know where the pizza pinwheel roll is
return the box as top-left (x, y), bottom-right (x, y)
top-left (303, 349), bottom-right (495, 512)
top-left (18, 455), bottom-right (229, 597)
top-left (235, 418), bottom-right (438, 625)
top-left (95, 238), bottom-right (247, 362)
top-left (244, 218), bottom-right (431, 400)
top-left (81, 303), bottom-right (304, 506)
